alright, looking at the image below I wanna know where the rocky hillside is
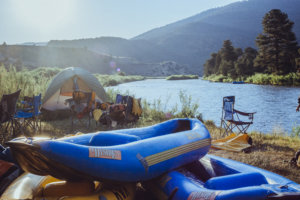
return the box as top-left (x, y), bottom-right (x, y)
top-left (49, 0), bottom-right (300, 75)
top-left (0, 45), bottom-right (189, 76)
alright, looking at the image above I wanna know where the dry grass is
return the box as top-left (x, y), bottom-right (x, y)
top-left (207, 124), bottom-right (300, 184)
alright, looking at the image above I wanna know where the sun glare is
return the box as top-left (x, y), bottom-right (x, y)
top-left (10, 0), bottom-right (75, 34)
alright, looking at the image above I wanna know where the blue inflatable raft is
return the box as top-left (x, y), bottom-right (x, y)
top-left (147, 154), bottom-right (300, 200)
top-left (7, 118), bottom-right (211, 182)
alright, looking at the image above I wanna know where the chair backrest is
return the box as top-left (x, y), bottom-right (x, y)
top-left (115, 94), bottom-right (123, 104)
top-left (115, 94), bottom-right (130, 104)
top-left (0, 90), bottom-right (21, 123)
top-left (223, 96), bottom-right (235, 121)
top-left (33, 94), bottom-right (42, 117)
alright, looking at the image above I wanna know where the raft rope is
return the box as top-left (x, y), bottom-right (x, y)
top-left (145, 138), bottom-right (211, 167)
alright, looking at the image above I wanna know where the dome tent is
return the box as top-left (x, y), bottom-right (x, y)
top-left (42, 67), bottom-right (108, 111)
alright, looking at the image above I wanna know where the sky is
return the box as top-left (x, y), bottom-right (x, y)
top-left (0, 0), bottom-right (241, 44)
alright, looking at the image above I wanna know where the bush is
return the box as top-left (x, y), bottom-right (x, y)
top-left (166, 74), bottom-right (198, 80)
top-left (245, 73), bottom-right (300, 86)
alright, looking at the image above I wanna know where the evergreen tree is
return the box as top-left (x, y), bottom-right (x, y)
top-left (219, 60), bottom-right (234, 76)
top-left (235, 47), bottom-right (257, 76)
top-left (219, 40), bottom-right (236, 75)
top-left (220, 40), bottom-right (237, 62)
top-left (255, 9), bottom-right (298, 75)
top-left (204, 53), bottom-right (217, 76)
top-left (234, 48), bottom-right (243, 59)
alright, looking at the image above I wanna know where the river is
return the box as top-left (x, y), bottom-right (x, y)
top-left (109, 79), bottom-right (300, 134)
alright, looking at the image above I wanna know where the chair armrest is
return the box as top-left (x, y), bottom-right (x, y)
top-left (233, 109), bottom-right (256, 116)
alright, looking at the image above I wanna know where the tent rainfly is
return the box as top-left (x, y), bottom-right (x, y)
top-left (42, 67), bottom-right (108, 111)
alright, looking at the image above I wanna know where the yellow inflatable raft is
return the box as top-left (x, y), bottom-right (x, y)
top-left (1, 173), bottom-right (135, 200)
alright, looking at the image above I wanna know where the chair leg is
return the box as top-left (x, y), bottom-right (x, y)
top-left (221, 120), bottom-right (232, 137)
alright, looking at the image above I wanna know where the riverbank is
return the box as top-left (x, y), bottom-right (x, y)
top-left (204, 72), bottom-right (300, 86)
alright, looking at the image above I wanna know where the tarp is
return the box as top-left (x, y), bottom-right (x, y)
top-left (211, 133), bottom-right (251, 152)
top-left (42, 67), bottom-right (108, 111)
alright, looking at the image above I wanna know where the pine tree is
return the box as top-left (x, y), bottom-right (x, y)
top-left (235, 47), bottom-right (257, 76)
top-left (220, 40), bottom-right (237, 62)
top-left (218, 40), bottom-right (236, 76)
top-left (204, 53), bottom-right (218, 76)
top-left (255, 9), bottom-right (298, 75)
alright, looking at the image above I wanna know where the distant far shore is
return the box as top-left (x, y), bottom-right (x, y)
top-left (203, 73), bottom-right (300, 87)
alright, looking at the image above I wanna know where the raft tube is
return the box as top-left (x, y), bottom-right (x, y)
top-left (147, 154), bottom-right (300, 200)
top-left (0, 173), bottom-right (135, 200)
top-left (7, 118), bottom-right (211, 182)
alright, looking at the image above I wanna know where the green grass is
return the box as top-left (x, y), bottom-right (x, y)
top-left (0, 66), bottom-right (58, 99)
top-left (245, 73), bottom-right (300, 86)
top-left (95, 74), bottom-right (145, 87)
top-left (166, 74), bottom-right (198, 80)
top-left (0, 66), bottom-right (145, 98)
top-left (203, 74), bottom-right (234, 83)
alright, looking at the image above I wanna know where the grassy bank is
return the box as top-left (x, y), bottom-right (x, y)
top-left (0, 66), bottom-right (145, 98)
top-left (204, 72), bottom-right (300, 86)
top-left (166, 74), bottom-right (199, 80)
top-left (95, 74), bottom-right (145, 86)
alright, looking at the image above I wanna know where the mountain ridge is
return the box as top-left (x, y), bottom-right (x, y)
top-left (4, 0), bottom-right (300, 76)
top-left (49, 0), bottom-right (300, 75)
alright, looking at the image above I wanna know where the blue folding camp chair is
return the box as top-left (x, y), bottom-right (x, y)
top-left (220, 96), bottom-right (255, 136)
top-left (15, 94), bottom-right (42, 133)
top-left (0, 90), bottom-right (21, 139)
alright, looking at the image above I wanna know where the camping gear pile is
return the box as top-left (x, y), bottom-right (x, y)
top-left (42, 67), bottom-right (108, 129)
top-left (42, 67), bottom-right (107, 112)
top-left (41, 67), bottom-right (142, 129)
top-left (94, 94), bottom-right (143, 127)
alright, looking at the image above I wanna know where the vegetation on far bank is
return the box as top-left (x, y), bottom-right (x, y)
top-left (203, 9), bottom-right (300, 86)
top-left (0, 66), bottom-right (144, 98)
top-left (166, 74), bottom-right (198, 80)
top-left (204, 72), bottom-right (300, 86)
top-left (95, 74), bottom-right (145, 87)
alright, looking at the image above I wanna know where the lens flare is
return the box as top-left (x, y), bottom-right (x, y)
top-left (110, 61), bottom-right (116, 68)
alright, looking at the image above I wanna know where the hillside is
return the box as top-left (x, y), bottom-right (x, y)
top-left (49, 0), bottom-right (300, 75)
top-left (0, 45), bottom-right (189, 76)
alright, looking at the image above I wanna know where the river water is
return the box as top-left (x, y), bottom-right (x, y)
top-left (109, 79), bottom-right (300, 133)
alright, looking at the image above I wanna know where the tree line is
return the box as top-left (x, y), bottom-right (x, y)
top-left (204, 9), bottom-right (300, 78)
